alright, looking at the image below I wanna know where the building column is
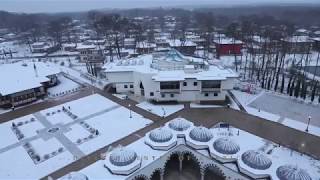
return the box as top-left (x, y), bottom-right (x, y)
top-left (160, 169), bottom-right (164, 180)
top-left (179, 154), bottom-right (183, 172)
top-left (200, 168), bottom-right (205, 180)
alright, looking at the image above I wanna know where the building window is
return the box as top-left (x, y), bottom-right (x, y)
top-left (150, 92), bottom-right (154, 96)
top-left (194, 82), bottom-right (198, 86)
top-left (214, 93), bottom-right (218, 96)
top-left (170, 94), bottom-right (174, 98)
top-left (183, 82), bottom-right (187, 86)
top-left (161, 94), bottom-right (165, 98)
top-left (205, 93), bottom-right (209, 97)
top-left (124, 85), bottom-right (128, 89)
top-left (129, 85), bottom-right (134, 88)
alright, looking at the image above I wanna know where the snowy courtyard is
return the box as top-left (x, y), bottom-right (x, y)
top-left (249, 93), bottom-right (320, 126)
top-left (0, 94), bottom-right (152, 179)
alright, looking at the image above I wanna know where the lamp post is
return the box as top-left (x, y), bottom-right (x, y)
top-left (306, 116), bottom-right (311, 132)
top-left (129, 104), bottom-right (132, 118)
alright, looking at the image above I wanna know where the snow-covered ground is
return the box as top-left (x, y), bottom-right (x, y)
top-left (0, 146), bottom-right (74, 179)
top-left (136, 101), bottom-right (184, 117)
top-left (0, 94), bottom-right (152, 179)
top-left (231, 89), bottom-right (320, 137)
top-left (249, 92), bottom-right (320, 126)
top-left (47, 74), bottom-right (81, 98)
top-left (78, 107), bottom-right (152, 154)
top-left (282, 118), bottom-right (320, 137)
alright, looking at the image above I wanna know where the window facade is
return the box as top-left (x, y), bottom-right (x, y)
top-left (201, 80), bottom-right (221, 89)
top-left (160, 81), bottom-right (180, 90)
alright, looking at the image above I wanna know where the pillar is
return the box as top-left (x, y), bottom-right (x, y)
top-left (179, 154), bottom-right (183, 172)
top-left (200, 168), bottom-right (205, 180)
top-left (160, 169), bottom-right (164, 180)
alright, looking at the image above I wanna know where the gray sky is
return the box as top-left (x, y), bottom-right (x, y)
top-left (1, 0), bottom-right (319, 13)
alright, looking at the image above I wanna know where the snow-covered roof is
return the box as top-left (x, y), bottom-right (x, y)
top-left (168, 118), bottom-right (192, 131)
top-left (168, 39), bottom-right (196, 47)
top-left (214, 38), bottom-right (243, 45)
top-left (76, 44), bottom-right (96, 50)
top-left (60, 172), bottom-right (88, 180)
top-left (213, 137), bottom-right (240, 155)
top-left (149, 127), bottom-right (173, 143)
top-left (276, 165), bottom-right (311, 180)
top-left (104, 51), bottom-right (238, 82)
top-left (0, 62), bottom-right (60, 96)
top-left (77, 119), bottom-right (320, 180)
top-left (241, 150), bottom-right (272, 170)
top-left (189, 126), bottom-right (213, 142)
top-left (136, 42), bottom-right (156, 48)
top-left (109, 147), bottom-right (137, 166)
top-left (282, 36), bottom-right (313, 43)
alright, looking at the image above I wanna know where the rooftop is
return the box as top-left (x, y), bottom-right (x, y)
top-left (0, 62), bottom-right (60, 96)
top-left (104, 50), bottom-right (238, 81)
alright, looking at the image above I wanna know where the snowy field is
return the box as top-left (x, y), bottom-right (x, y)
top-left (249, 93), bottom-right (320, 126)
top-left (47, 74), bottom-right (81, 97)
top-left (136, 101), bottom-right (184, 117)
top-left (78, 107), bottom-right (152, 154)
top-left (0, 94), bottom-right (152, 179)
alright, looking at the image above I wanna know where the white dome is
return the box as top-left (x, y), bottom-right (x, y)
top-left (189, 126), bottom-right (213, 142)
top-left (213, 137), bottom-right (240, 155)
top-left (169, 118), bottom-right (192, 131)
top-left (61, 172), bottom-right (88, 180)
top-left (241, 150), bottom-right (272, 170)
top-left (277, 165), bottom-right (312, 180)
top-left (109, 148), bottom-right (137, 166)
top-left (149, 128), bottom-right (173, 143)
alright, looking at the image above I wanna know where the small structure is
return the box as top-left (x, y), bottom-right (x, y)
top-left (241, 150), bottom-right (272, 170)
top-left (60, 172), bottom-right (88, 180)
top-left (136, 42), bottom-right (156, 54)
top-left (214, 38), bottom-right (243, 58)
top-left (76, 43), bottom-right (105, 63)
top-left (31, 42), bottom-right (57, 54)
top-left (276, 165), bottom-right (312, 180)
top-left (104, 147), bottom-right (141, 175)
top-left (281, 36), bottom-right (313, 53)
top-left (213, 137), bottom-right (240, 155)
top-left (145, 127), bottom-right (177, 150)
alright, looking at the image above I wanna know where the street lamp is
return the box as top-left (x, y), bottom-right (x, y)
top-left (306, 116), bottom-right (311, 132)
top-left (129, 104), bottom-right (132, 118)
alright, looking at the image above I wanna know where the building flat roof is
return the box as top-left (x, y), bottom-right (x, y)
top-left (0, 62), bottom-right (60, 96)
top-left (104, 52), bottom-right (238, 81)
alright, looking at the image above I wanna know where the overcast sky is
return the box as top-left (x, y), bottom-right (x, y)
top-left (1, 0), bottom-right (319, 13)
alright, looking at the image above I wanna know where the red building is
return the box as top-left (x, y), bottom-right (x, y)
top-left (214, 38), bottom-right (243, 58)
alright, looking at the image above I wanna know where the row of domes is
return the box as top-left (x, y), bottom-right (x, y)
top-left (103, 119), bottom-right (313, 180)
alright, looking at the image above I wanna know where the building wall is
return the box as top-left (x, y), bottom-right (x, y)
top-left (216, 44), bottom-right (242, 56)
top-left (107, 71), bottom-right (235, 102)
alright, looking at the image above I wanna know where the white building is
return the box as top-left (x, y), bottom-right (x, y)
top-left (104, 49), bottom-right (238, 103)
top-left (62, 118), bottom-right (320, 180)
top-left (76, 44), bottom-right (105, 63)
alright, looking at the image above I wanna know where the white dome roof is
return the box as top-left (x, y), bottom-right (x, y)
top-left (109, 148), bottom-right (137, 166)
top-left (169, 118), bottom-right (192, 131)
top-left (149, 127), bottom-right (173, 143)
top-left (276, 165), bottom-right (312, 180)
top-left (213, 137), bottom-right (240, 155)
top-left (241, 150), bottom-right (272, 170)
top-left (61, 172), bottom-right (88, 180)
top-left (189, 126), bottom-right (213, 142)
